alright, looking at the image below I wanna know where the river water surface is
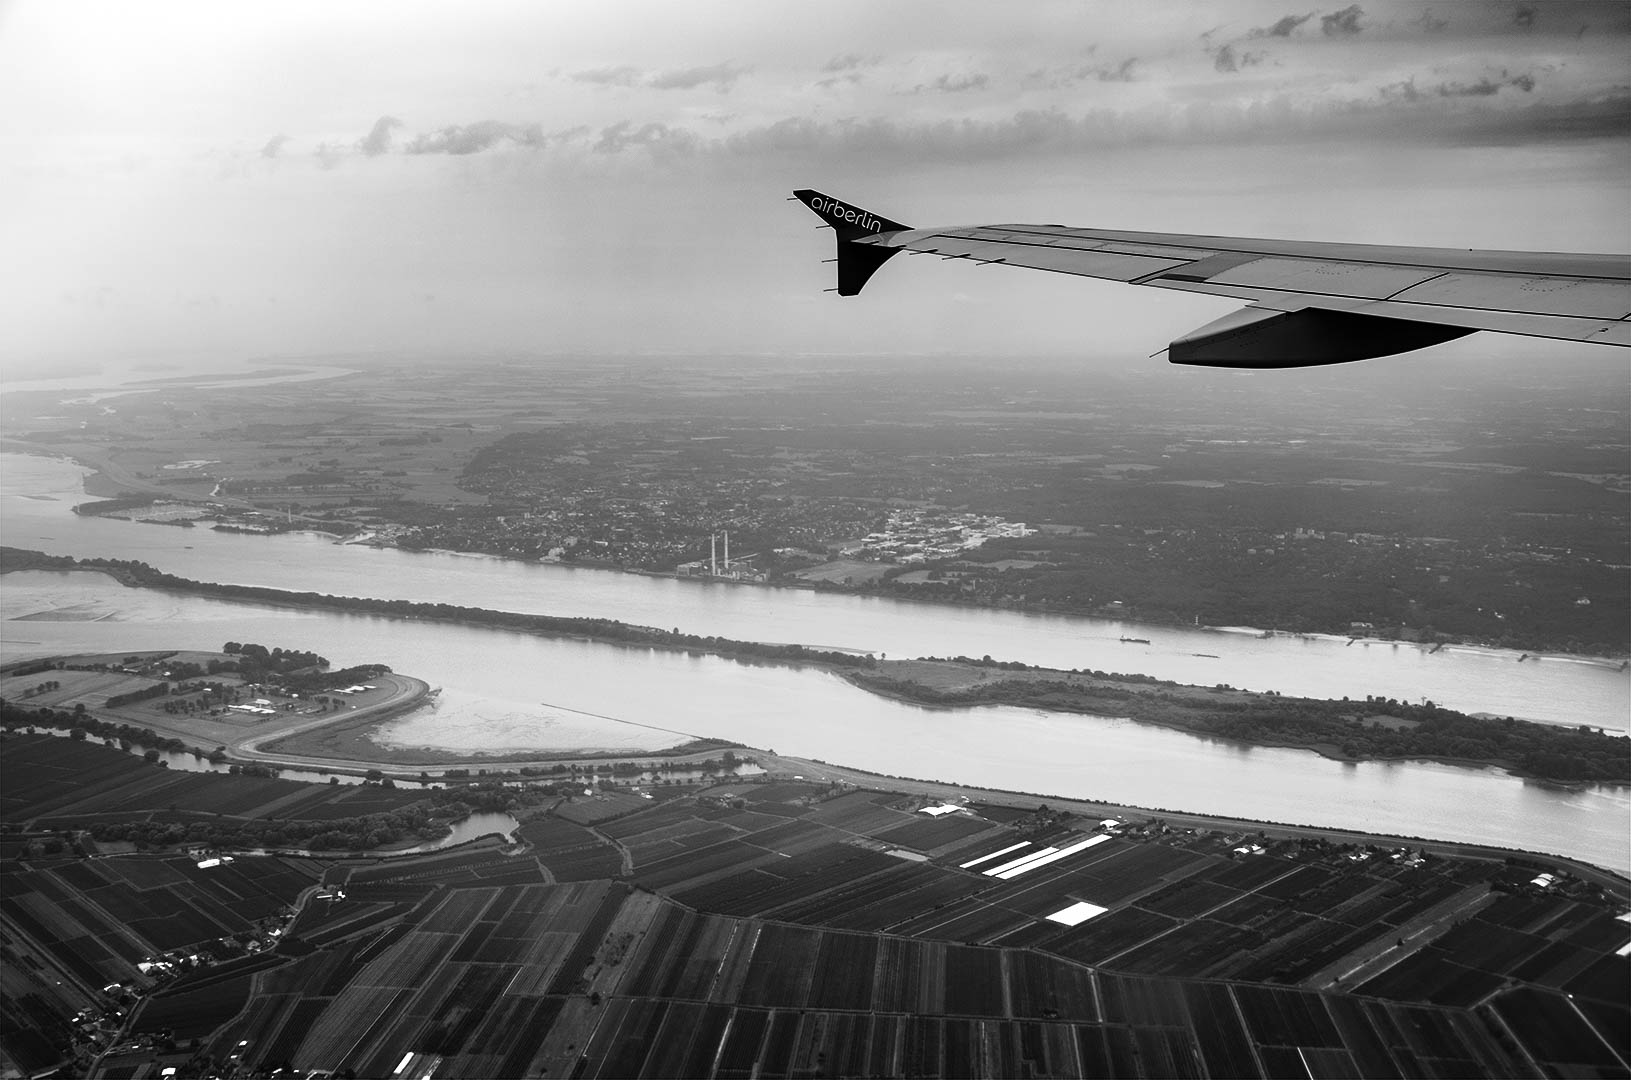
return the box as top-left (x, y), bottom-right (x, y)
top-left (2, 452), bottom-right (1628, 872)
top-left (4, 453), bottom-right (1625, 730)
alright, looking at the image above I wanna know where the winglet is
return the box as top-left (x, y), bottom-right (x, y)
top-left (792, 189), bottom-right (911, 296)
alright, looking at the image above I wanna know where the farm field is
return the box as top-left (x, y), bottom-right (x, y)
top-left (183, 874), bottom-right (1625, 1078)
top-left (0, 733), bottom-right (432, 829)
top-left (3, 766), bottom-right (1627, 1077)
top-left (0, 852), bottom-right (320, 989)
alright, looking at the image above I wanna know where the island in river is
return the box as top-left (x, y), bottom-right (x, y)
top-left (4, 547), bottom-right (1627, 787)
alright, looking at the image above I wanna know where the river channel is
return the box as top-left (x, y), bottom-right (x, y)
top-left (2, 452), bottom-right (1628, 872)
top-left (3, 453), bottom-right (1625, 731)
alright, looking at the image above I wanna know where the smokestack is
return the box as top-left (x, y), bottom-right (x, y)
top-left (724, 530), bottom-right (730, 570)
top-left (710, 533), bottom-right (717, 575)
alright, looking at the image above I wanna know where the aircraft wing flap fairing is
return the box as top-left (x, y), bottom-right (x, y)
top-left (795, 188), bottom-right (1631, 366)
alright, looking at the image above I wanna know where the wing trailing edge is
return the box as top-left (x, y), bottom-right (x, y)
top-left (791, 188), bottom-right (1631, 366)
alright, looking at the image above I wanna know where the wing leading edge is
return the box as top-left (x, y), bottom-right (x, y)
top-left (792, 188), bottom-right (1631, 367)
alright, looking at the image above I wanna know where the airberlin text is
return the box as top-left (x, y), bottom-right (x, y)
top-left (808, 195), bottom-right (884, 232)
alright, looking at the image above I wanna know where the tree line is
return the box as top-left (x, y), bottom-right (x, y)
top-left (845, 670), bottom-right (1631, 785)
top-left (1, 549), bottom-right (878, 670)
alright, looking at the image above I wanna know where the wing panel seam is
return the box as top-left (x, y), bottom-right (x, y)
top-left (1379, 271), bottom-right (1449, 301)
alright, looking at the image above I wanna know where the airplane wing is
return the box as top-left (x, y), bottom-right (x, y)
top-left (793, 188), bottom-right (1631, 367)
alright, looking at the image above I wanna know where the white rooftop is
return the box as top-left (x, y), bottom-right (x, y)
top-left (1045, 901), bottom-right (1109, 926)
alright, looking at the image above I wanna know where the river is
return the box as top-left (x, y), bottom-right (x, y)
top-left (3, 569), bottom-right (1627, 873)
top-left (3, 453), bottom-right (1625, 731)
top-left (2, 451), bottom-right (1628, 872)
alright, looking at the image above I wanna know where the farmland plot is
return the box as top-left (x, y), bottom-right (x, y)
top-left (875, 812), bottom-right (999, 853)
top-left (741, 817), bottom-right (840, 857)
top-left (915, 899), bottom-right (1035, 945)
top-left (674, 846), bottom-right (902, 919)
top-left (1183, 983), bottom-right (1261, 1078)
top-left (553, 789), bottom-right (652, 824)
top-left (516, 817), bottom-right (624, 880)
top-left (805, 932), bottom-right (878, 1011)
top-left (596, 799), bottom-right (703, 839)
top-left (714, 1006), bottom-right (772, 1079)
top-left (1110, 919), bottom-right (1267, 979)
top-left (131, 975), bottom-right (253, 1040)
top-left (12, 760), bottom-right (1629, 1078)
top-left (617, 816), bottom-right (737, 862)
top-left (943, 944), bottom-right (1008, 1018)
top-left (1098, 973), bottom-right (1193, 1029)
top-left (814, 866), bottom-right (995, 933)
top-left (0, 735), bottom-right (157, 819)
top-left (801, 790), bottom-right (915, 834)
top-left (2, 853), bottom-right (317, 981)
top-left (738, 923), bottom-right (822, 1008)
top-left (632, 837), bottom-right (779, 891)
top-left (1009, 951), bottom-right (1099, 1022)
top-left (624, 909), bottom-right (748, 1001)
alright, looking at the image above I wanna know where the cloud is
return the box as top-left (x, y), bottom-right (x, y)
top-left (260, 134), bottom-right (290, 159)
top-left (592, 120), bottom-right (698, 155)
top-left (357, 116), bottom-right (401, 157)
top-left (1095, 58), bottom-right (1140, 83)
top-left (1251, 12), bottom-right (1315, 37)
top-left (648, 61), bottom-right (750, 92)
top-left (822, 53), bottom-right (880, 73)
top-left (1211, 43), bottom-right (1265, 73)
top-left (697, 85), bottom-right (1631, 167)
top-left (1380, 71), bottom-right (1538, 103)
top-left (1321, 5), bottom-right (1365, 35)
top-left (568, 62), bottom-right (750, 92)
top-left (1024, 58), bottom-right (1140, 88)
top-left (1437, 70), bottom-right (1536, 96)
top-left (1412, 10), bottom-right (1449, 32)
top-left (405, 121), bottom-right (553, 155)
top-left (922, 72), bottom-right (990, 93)
top-left (569, 65), bottom-right (642, 88)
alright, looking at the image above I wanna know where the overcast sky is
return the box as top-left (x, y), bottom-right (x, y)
top-left (2, 0), bottom-right (1627, 370)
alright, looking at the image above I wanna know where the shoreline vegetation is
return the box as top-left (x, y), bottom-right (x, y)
top-left (842, 659), bottom-right (1630, 787)
top-left (3, 547), bottom-right (1627, 787)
